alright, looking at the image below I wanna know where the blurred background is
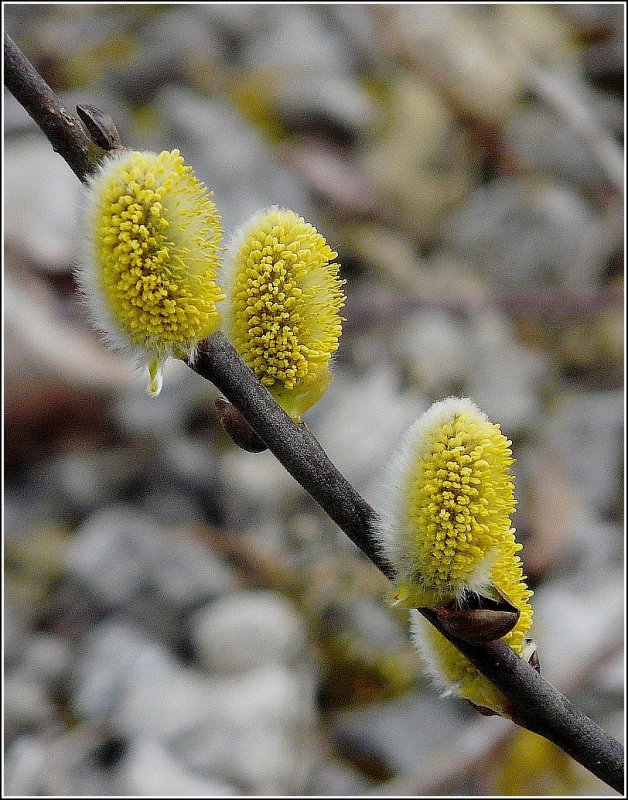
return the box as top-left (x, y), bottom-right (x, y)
top-left (3, 3), bottom-right (624, 796)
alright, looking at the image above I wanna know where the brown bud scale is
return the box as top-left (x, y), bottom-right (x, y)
top-left (215, 397), bottom-right (268, 453)
top-left (426, 589), bottom-right (520, 644)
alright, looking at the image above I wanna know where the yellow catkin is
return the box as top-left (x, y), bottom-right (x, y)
top-left (377, 397), bottom-right (534, 716)
top-left (78, 149), bottom-right (224, 395)
top-left (405, 404), bottom-right (517, 602)
top-left (223, 207), bottom-right (345, 419)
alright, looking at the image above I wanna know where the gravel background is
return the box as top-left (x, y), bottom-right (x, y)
top-left (4, 4), bottom-right (624, 796)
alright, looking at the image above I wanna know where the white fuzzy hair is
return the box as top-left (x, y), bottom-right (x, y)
top-left (74, 150), bottom-right (158, 363)
top-left (409, 609), bottom-right (459, 696)
top-left (74, 149), bottom-right (200, 374)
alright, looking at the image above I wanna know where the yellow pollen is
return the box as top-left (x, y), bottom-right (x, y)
top-left (405, 409), bottom-right (517, 597)
top-left (226, 207), bottom-right (345, 418)
top-left (84, 149), bottom-right (224, 382)
top-left (384, 398), bottom-right (535, 717)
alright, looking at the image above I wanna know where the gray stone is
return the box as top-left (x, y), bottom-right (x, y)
top-left (531, 570), bottom-right (624, 689)
top-left (4, 591), bottom-right (29, 665)
top-left (122, 7), bottom-right (227, 74)
top-left (3, 90), bottom-right (39, 135)
top-left (162, 436), bottom-right (222, 495)
top-left (220, 447), bottom-right (299, 525)
top-left (4, 735), bottom-right (48, 796)
top-left (504, 106), bottom-right (611, 190)
top-left (20, 633), bottom-right (71, 687)
top-left (274, 75), bottom-right (376, 135)
top-left (540, 389), bottom-right (623, 512)
top-left (118, 663), bottom-right (315, 740)
top-left (209, 725), bottom-right (315, 794)
top-left (53, 446), bottom-right (149, 511)
top-left (306, 758), bottom-right (373, 796)
top-left (116, 662), bottom-right (318, 792)
top-left (330, 691), bottom-right (510, 780)
top-left (197, 3), bottom-right (269, 39)
top-left (327, 5), bottom-right (379, 53)
top-left (241, 5), bottom-right (355, 75)
top-left (464, 309), bottom-right (550, 435)
top-left (121, 739), bottom-right (236, 796)
top-left (73, 620), bottom-right (179, 720)
top-left (338, 596), bottom-right (409, 652)
top-left (67, 506), bottom-right (235, 608)
top-left (4, 267), bottom-right (134, 391)
top-left (19, 727), bottom-right (122, 796)
top-left (4, 136), bottom-right (79, 271)
top-left (191, 590), bottom-right (307, 673)
top-left (138, 483), bottom-right (206, 527)
top-left (441, 177), bottom-right (605, 288)
top-left (4, 673), bottom-right (56, 735)
top-left (392, 308), bottom-right (472, 397)
top-left (312, 364), bottom-right (427, 507)
top-left (329, 692), bottom-right (464, 775)
top-left (111, 357), bottom-right (210, 439)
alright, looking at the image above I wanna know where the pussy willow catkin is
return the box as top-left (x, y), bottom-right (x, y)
top-left (375, 397), bottom-right (534, 716)
top-left (77, 149), bottom-right (223, 395)
top-left (221, 206), bottom-right (345, 420)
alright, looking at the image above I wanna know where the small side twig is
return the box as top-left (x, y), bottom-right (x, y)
top-left (4, 32), bottom-right (624, 795)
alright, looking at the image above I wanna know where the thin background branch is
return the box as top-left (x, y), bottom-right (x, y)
top-left (520, 56), bottom-right (624, 195)
top-left (4, 32), bottom-right (624, 795)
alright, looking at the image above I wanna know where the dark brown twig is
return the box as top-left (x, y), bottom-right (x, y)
top-left (191, 335), bottom-right (389, 575)
top-left (4, 33), bottom-right (624, 795)
top-left (4, 33), bottom-right (106, 180)
top-left (190, 334), bottom-right (624, 792)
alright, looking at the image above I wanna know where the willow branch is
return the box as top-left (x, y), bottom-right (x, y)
top-left (4, 33), bottom-right (624, 794)
top-left (4, 33), bottom-right (106, 180)
top-left (192, 336), bottom-right (391, 576)
top-left (190, 334), bottom-right (624, 794)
